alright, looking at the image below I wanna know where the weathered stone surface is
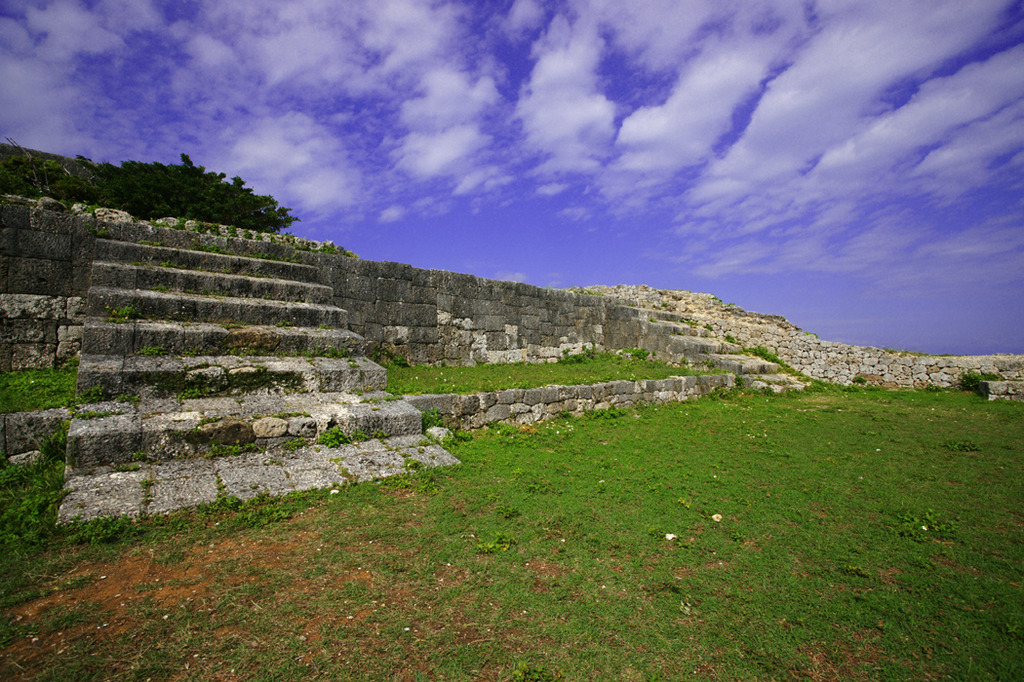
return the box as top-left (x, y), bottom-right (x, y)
top-left (253, 417), bottom-right (288, 438)
top-left (223, 327), bottom-right (281, 351)
top-left (288, 416), bottom-right (317, 437)
top-left (4, 408), bottom-right (71, 455)
top-left (198, 418), bottom-right (255, 445)
top-left (94, 207), bottom-right (133, 223)
top-left (980, 380), bottom-right (1024, 401)
top-left (8, 450), bottom-right (42, 465)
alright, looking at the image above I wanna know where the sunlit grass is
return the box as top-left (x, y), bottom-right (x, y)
top-left (0, 360), bottom-right (78, 413)
top-left (1, 387), bottom-right (1021, 680)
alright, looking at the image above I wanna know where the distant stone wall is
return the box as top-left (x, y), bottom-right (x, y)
top-left (586, 285), bottom-right (1024, 388)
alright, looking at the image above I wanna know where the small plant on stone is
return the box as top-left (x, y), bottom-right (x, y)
top-left (559, 345), bottom-right (596, 364)
top-left (746, 346), bottom-right (782, 364)
top-left (422, 408), bottom-right (445, 431)
top-left (107, 305), bottom-right (142, 321)
top-left (137, 346), bottom-right (166, 356)
top-left (318, 426), bottom-right (351, 447)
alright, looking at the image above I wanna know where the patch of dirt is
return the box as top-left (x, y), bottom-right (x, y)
top-left (2, 517), bottom-right (330, 679)
top-left (792, 629), bottom-right (893, 681)
top-left (930, 554), bottom-right (981, 574)
top-left (525, 559), bottom-right (565, 577)
top-left (877, 567), bottom-right (903, 584)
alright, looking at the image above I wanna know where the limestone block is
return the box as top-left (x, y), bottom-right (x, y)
top-left (56, 340), bottom-right (79, 363)
top-left (30, 208), bottom-right (77, 235)
top-left (1, 318), bottom-right (52, 343)
top-left (12, 343), bottom-right (54, 369)
top-left (8, 257), bottom-right (71, 296)
top-left (12, 229), bottom-right (72, 260)
top-left (486, 404), bottom-right (511, 422)
top-left (198, 418), bottom-right (255, 445)
top-left (288, 417), bottom-right (317, 437)
top-left (0, 293), bottom-right (65, 319)
top-left (4, 408), bottom-right (71, 455)
top-left (0, 204), bottom-right (31, 230)
top-left (253, 417), bottom-right (288, 438)
top-left (457, 394), bottom-right (481, 416)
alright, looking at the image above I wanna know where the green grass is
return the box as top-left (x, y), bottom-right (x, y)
top-left (0, 361), bottom-right (78, 413)
top-left (1, 388), bottom-right (1022, 679)
top-left (386, 352), bottom-right (711, 395)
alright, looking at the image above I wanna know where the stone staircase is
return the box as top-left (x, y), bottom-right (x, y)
top-left (59, 236), bottom-right (456, 522)
top-left (631, 309), bottom-right (809, 393)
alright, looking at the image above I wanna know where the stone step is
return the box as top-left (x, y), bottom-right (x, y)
top-left (94, 238), bottom-right (322, 284)
top-left (91, 261), bottom-right (335, 305)
top-left (663, 334), bottom-right (738, 358)
top-left (706, 353), bottom-right (780, 375)
top-left (741, 373), bottom-right (809, 394)
top-left (59, 434), bottom-right (458, 522)
top-left (80, 318), bottom-right (365, 357)
top-left (75, 353), bottom-right (385, 399)
top-left (86, 286), bottom-right (348, 329)
top-left (64, 394), bottom-right (424, 470)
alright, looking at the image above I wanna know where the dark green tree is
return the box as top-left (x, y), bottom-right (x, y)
top-left (0, 151), bottom-right (295, 233)
top-left (0, 156), bottom-right (99, 204)
top-left (94, 154), bottom-right (295, 233)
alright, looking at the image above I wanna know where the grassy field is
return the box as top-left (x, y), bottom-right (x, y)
top-left (1, 383), bottom-right (1022, 680)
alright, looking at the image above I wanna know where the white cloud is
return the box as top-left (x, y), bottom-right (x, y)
top-left (505, 0), bottom-right (544, 36)
top-left (224, 112), bottom-right (360, 213)
top-left (813, 45), bottom-right (1024, 187)
top-left (537, 183), bottom-right (568, 196)
top-left (379, 205), bottom-right (406, 222)
top-left (693, 0), bottom-right (1011, 209)
top-left (24, 0), bottom-right (124, 61)
top-left (185, 34), bottom-right (236, 69)
top-left (495, 271), bottom-right (528, 283)
top-left (400, 69), bottom-right (499, 130)
top-left (614, 48), bottom-right (769, 173)
top-left (516, 15), bottom-right (616, 173)
top-left (395, 124), bottom-right (490, 178)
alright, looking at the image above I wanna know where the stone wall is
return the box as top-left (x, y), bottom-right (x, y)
top-left (317, 257), bottom-right (647, 365)
top-left (3, 201), bottom-right (1022, 388)
top-left (583, 285), bottom-right (1024, 389)
top-left (0, 201), bottom-right (96, 370)
top-left (403, 374), bottom-right (735, 431)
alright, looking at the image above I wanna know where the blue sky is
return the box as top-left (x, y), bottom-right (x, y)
top-left (2, 0), bottom-right (1023, 355)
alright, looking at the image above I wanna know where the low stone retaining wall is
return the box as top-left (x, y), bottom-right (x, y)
top-left (979, 381), bottom-right (1024, 402)
top-left (0, 406), bottom-right (70, 461)
top-left (403, 373), bottom-right (735, 430)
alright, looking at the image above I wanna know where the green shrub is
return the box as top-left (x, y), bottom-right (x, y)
top-left (959, 372), bottom-right (999, 393)
top-left (558, 345), bottom-right (596, 364)
top-left (746, 346), bottom-right (782, 364)
top-left (318, 426), bottom-right (351, 447)
top-left (422, 408), bottom-right (445, 431)
top-left (0, 156), bottom-right (98, 203)
top-left (0, 151), bottom-right (294, 233)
